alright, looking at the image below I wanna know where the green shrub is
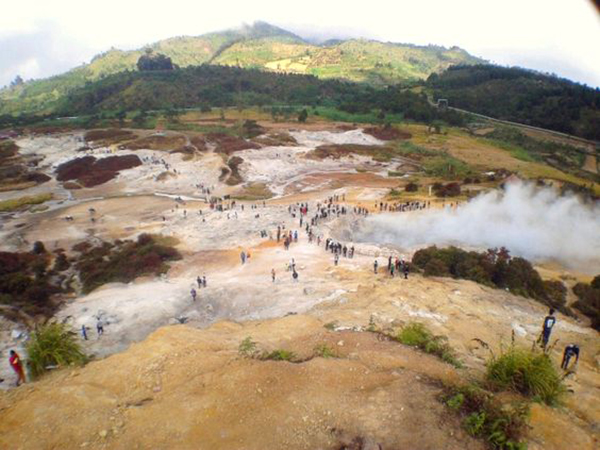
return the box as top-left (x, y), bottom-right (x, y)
top-left (26, 322), bottom-right (87, 379)
top-left (444, 384), bottom-right (529, 450)
top-left (314, 344), bottom-right (337, 358)
top-left (486, 347), bottom-right (566, 405)
top-left (74, 234), bottom-right (181, 293)
top-left (238, 336), bottom-right (258, 358)
top-left (261, 349), bottom-right (297, 362)
top-left (396, 322), bottom-right (461, 367)
top-left (572, 279), bottom-right (600, 330)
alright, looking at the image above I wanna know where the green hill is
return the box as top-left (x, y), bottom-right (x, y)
top-left (0, 22), bottom-right (482, 115)
top-left (427, 65), bottom-right (600, 140)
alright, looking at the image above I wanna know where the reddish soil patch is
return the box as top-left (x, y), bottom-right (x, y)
top-left (207, 133), bottom-right (259, 155)
top-left (190, 136), bottom-right (208, 151)
top-left (56, 155), bottom-right (142, 187)
top-left (364, 126), bottom-right (412, 141)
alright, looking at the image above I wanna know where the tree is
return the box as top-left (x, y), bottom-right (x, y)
top-left (136, 50), bottom-right (174, 71)
top-left (10, 75), bottom-right (24, 87)
top-left (115, 110), bottom-right (126, 126)
top-left (298, 108), bottom-right (308, 123)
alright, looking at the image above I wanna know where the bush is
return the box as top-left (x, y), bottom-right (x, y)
top-left (262, 349), bottom-right (297, 362)
top-left (396, 322), bottom-right (461, 367)
top-left (572, 279), bottom-right (600, 330)
top-left (74, 234), bottom-right (181, 293)
top-left (412, 246), bottom-right (569, 312)
top-left (26, 322), bottom-right (87, 379)
top-left (32, 241), bottom-right (46, 255)
top-left (238, 336), bottom-right (258, 358)
top-left (444, 384), bottom-right (529, 450)
top-left (405, 182), bottom-right (419, 192)
top-left (486, 347), bottom-right (566, 405)
top-left (314, 344), bottom-right (337, 358)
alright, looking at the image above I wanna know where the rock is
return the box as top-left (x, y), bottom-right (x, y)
top-left (99, 430), bottom-right (108, 438)
top-left (337, 340), bottom-right (344, 346)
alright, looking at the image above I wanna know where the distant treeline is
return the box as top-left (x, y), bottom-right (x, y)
top-left (0, 65), bottom-right (464, 128)
top-left (428, 65), bottom-right (600, 140)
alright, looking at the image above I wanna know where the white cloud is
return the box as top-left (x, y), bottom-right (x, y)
top-left (0, 0), bottom-right (599, 86)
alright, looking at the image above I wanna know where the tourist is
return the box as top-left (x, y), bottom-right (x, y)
top-left (96, 319), bottom-right (104, 337)
top-left (374, 259), bottom-right (378, 274)
top-left (561, 344), bottom-right (580, 371)
top-left (272, 268), bottom-right (276, 282)
top-left (191, 288), bottom-right (197, 302)
top-left (540, 308), bottom-right (556, 349)
top-left (240, 251), bottom-right (246, 264)
top-left (197, 276), bottom-right (202, 288)
top-left (403, 263), bottom-right (409, 279)
top-left (9, 350), bottom-right (26, 386)
top-left (81, 324), bottom-right (88, 341)
top-left (292, 270), bottom-right (299, 282)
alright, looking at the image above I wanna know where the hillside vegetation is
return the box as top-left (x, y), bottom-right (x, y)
top-left (0, 22), bottom-right (481, 115)
top-left (428, 65), bottom-right (600, 140)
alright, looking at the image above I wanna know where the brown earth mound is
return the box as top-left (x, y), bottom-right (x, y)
top-left (364, 126), bottom-right (412, 141)
top-left (225, 156), bottom-right (245, 185)
top-left (207, 133), bottom-right (260, 155)
top-left (306, 144), bottom-right (394, 162)
top-left (124, 135), bottom-right (187, 152)
top-left (84, 129), bottom-right (136, 146)
top-left (0, 317), bottom-right (484, 450)
top-left (56, 155), bottom-right (142, 187)
top-left (252, 132), bottom-right (298, 147)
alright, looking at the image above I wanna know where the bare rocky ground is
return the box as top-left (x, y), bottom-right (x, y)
top-left (0, 126), bottom-right (598, 449)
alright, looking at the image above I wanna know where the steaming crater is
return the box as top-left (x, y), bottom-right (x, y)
top-left (344, 182), bottom-right (600, 272)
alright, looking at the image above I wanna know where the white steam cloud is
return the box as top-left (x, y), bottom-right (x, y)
top-left (353, 181), bottom-right (600, 272)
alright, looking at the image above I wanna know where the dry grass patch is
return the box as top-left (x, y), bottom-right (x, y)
top-left (0, 193), bottom-right (53, 212)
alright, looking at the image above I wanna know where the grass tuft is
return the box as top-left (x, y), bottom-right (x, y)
top-left (485, 346), bottom-right (566, 405)
top-left (26, 322), bottom-right (87, 379)
top-left (444, 384), bottom-right (529, 450)
top-left (396, 322), bottom-right (462, 367)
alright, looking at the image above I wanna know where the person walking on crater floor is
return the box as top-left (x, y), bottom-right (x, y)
top-left (374, 259), bottom-right (378, 274)
top-left (96, 319), bottom-right (104, 338)
top-left (191, 288), bottom-right (197, 302)
top-left (272, 268), bottom-right (276, 282)
top-left (9, 350), bottom-right (26, 386)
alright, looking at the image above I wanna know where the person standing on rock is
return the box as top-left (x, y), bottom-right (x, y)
top-left (9, 350), bottom-right (26, 386)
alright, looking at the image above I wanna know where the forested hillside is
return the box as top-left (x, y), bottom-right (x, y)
top-left (0, 22), bottom-right (481, 115)
top-left (428, 65), bottom-right (600, 140)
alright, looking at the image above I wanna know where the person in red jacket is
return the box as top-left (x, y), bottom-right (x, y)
top-left (9, 350), bottom-right (26, 386)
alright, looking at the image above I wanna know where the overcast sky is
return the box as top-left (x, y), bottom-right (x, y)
top-left (1, 0), bottom-right (599, 88)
